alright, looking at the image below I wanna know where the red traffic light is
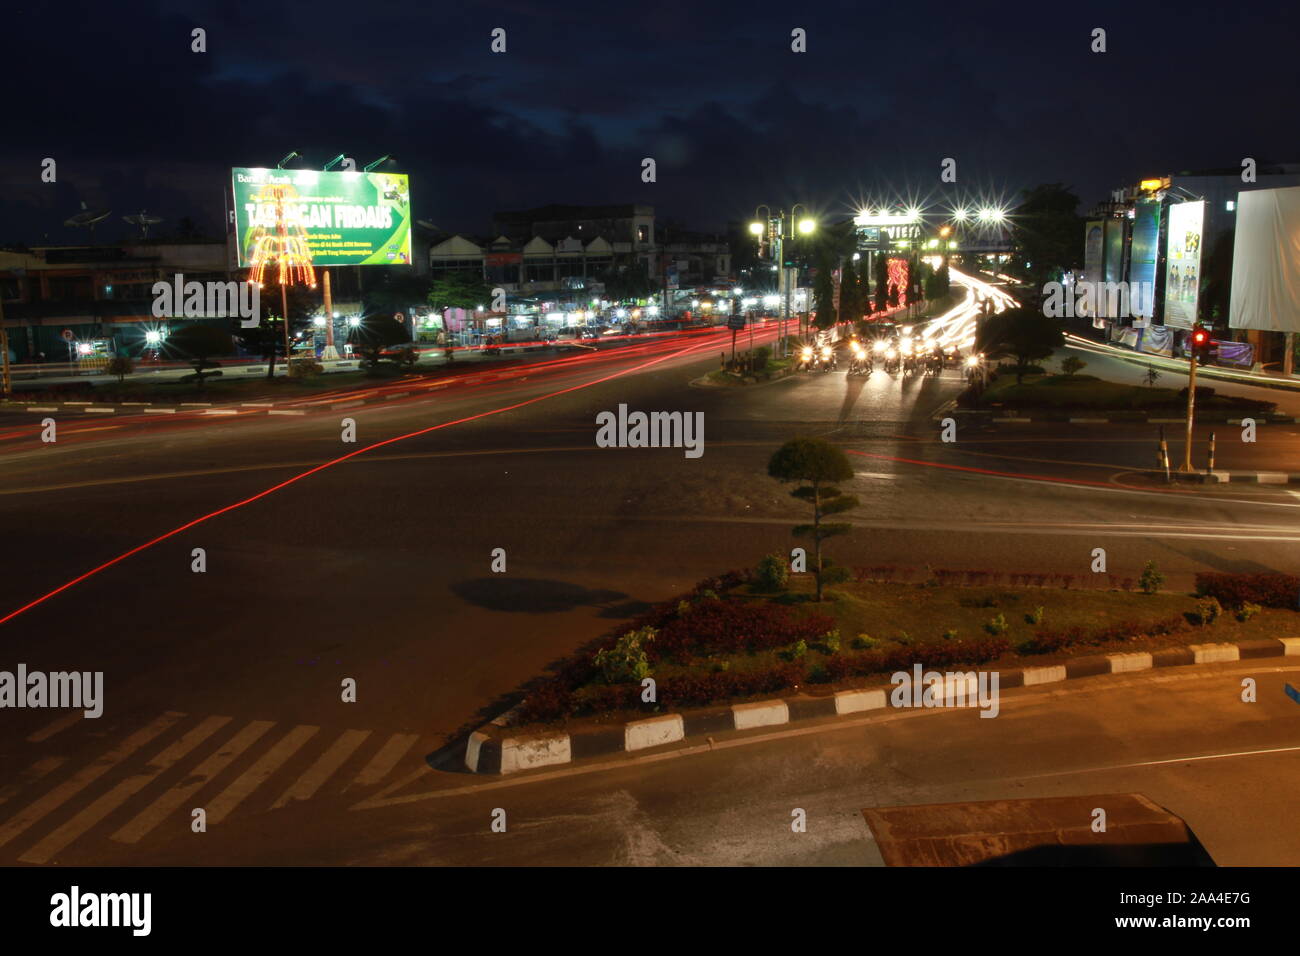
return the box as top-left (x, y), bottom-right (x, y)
top-left (1191, 328), bottom-right (1209, 345)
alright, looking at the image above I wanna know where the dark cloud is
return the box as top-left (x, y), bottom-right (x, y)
top-left (2, 0), bottom-right (1297, 244)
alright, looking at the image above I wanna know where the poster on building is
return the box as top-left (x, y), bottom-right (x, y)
top-left (1163, 200), bottom-right (1204, 329)
top-left (1230, 185), bottom-right (1300, 333)
top-left (1128, 199), bottom-right (1161, 321)
top-left (231, 167), bottom-right (412, 268)
top-left (1097, 218), bottom-right (1126, 318)
top-left (1103, 219), bottom-right (1124, 284)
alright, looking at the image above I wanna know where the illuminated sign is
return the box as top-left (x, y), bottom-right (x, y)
top-left (231, 167), bottom-right (412, 269)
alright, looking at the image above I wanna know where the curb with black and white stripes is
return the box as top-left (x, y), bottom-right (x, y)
top-left (458, 637), bottom-right (1300, 775)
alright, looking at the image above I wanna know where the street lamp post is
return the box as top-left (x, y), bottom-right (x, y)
top-left (752, 205), bottom-right (815, 359)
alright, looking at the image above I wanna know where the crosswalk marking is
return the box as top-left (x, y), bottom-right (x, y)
top-left (272, 729), bottom-right (371, 809)
top-left (0, 756), bottom-right (67, 807)
top-left (203, 726), bottom-right (319, 825)
top-left (26, 712), bottom-right (83, 744)
top-left (350, 733), bottom-right (419, 789)
top-left (111, 719), bottom-right (274, 845)
top-left (18, 716), bottom-right (232, 864)
top-left (0, 712), bottom-right (184, 850)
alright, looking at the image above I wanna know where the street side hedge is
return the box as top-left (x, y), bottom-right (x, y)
top-left (1194, 572), bottom-right (1299, 610)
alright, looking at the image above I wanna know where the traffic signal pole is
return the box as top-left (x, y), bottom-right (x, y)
top-left (1181, 337), bottom-right (1199, 472)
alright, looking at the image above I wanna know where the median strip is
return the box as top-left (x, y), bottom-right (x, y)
top-left (453, 636), bottom-right (1294, 775)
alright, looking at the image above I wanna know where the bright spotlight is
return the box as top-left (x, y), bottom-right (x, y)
top-left (798, 218), bottom-right (816, 234)
top-left (749, 222), bottom-right (764, 236)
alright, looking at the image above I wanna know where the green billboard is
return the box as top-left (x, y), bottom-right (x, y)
top-left (231, 167), bottom-right (412, 268)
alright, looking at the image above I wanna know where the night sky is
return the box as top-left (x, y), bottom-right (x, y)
top-left (3, 0), bottom-right (1297, 244)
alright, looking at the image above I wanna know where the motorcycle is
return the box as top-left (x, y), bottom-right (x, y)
top-left (883, 348), bottom-right (899, 374)
top-left (820, 345), bottom-right (836, 371)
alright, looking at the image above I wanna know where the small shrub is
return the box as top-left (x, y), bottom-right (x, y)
top-left (786, 639), bottom-right (809, 661)
top-left (1138, 561), bottom-right (1164, 595)
top-left (821, 630), bottom-right (841, 654)
top-left (895, 631), bottom-right (913, 646)
top-left (852, 634), bottom-right (877, 650)
top-left (1236, 601), bottom-right (1262, 622)
top-left (593, 626), bottom-right (655, 684)
top-left (1027, 606), bottom-right (1045, 626)
top-left (942, 629), bottom-right (958, 641)
top-left (753, 553), bottom-right (789, 592)
top-left (985, 613), bottom-right (1007, 635)
top-left (1191, 597), bottom-right (1222, 626)
top-left (105, 355), bottom-right (134, 383)
top-left (822, 565), bottom-right (851, 586)
top-left (676, 600), bottom-right (691, 617)
top-left (1060, 356), bottom-right (1086, 377)
top-left (696, 588), bottom-right (719, 602)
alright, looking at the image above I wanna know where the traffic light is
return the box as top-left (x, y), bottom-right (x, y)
top-left (1190, 325), bottom-right (1211, 364)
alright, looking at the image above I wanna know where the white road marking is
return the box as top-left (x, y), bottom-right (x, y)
top-left (350, 734), bottom-right (419, 789)
top-left (272, 730), bottom-right (372, 808)
top-left (203, 725), bottom-right (319, 824)
top-left (0, 712), bottom-right (185, 850)
top-left (18, 715), bottom-right (231, 864)
top-left (111, 719), bottom-right (274, 844)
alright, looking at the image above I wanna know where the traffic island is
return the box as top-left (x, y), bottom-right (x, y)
top-left (448, 568), bottom-right (1300, 774)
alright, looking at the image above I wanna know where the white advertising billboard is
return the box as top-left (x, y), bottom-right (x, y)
top-left (1163, 200), bottom-right (1204, 329)
top-left (1230, 186), bottom-right (1300, 333)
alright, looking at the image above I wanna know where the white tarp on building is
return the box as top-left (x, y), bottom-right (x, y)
top-left (1230, 185), bottom-right (1300, 332)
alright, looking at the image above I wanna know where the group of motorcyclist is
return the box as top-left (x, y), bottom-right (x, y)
top-left (797, 331), bottom-right (965, 378)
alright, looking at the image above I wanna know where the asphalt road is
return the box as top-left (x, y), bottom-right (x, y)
top-left (2, 287), bottom-right (1299, 865)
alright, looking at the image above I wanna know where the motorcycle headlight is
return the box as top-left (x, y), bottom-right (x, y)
top-left (801, 348), bottom-right (812, 359)
top-left (873, 340), bottom-right (886, 353)
top-left (965, 356), bottom-right (979, 367)
top-left (886, 349), bottom-right (896, 359)
top-left (821, 348), bottom-right (831, 358)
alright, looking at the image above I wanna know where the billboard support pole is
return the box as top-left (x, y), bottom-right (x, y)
top-left (321, 270), bottom-right (339, 360)
top-left (1285, 333), bottom-right (1294, 377)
